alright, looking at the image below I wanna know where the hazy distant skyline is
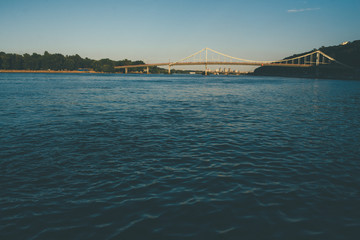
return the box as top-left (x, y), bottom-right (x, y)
top-left (1, 0), bottom-right (359, 63)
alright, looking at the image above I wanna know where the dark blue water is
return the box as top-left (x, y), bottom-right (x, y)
top-left (1, 73), bottom-right (360, 240)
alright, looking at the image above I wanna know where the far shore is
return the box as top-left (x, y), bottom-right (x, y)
top-left (0, 70), bottom-right (98, 74)
top-left (0, 70), bottom-right (163, 74)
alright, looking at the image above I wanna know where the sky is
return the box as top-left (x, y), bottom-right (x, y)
top-left (1, 0), bottom-right (360, 64)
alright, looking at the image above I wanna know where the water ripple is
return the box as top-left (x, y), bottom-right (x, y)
top-left (1, 74), bottom-right (360, 239)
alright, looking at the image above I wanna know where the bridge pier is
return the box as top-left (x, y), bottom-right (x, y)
top-left (316, 52), bottom-right (320, 66)
top-left (205, 64), bottom-right (208, 75)
top-left (125, 68), bottom-right (128, 74)
top-left (168, 65), bottom-right (171, 74)
top-left (146, 66), bottom-right (149, 74)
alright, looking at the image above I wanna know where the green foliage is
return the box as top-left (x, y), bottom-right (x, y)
top-left (320, 41), bottom-right (360, 68)
top-left (285, 40), bottom-right (360, 69)
top-left (93, 59), bottom-right (114, 72)
top-left (0, 51), bottom-right (146, 72)
top-left (255, 40), bottom-right (360, 79)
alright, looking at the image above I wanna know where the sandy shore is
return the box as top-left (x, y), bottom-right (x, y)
top-left (0, 70), bottom-right (98, 73)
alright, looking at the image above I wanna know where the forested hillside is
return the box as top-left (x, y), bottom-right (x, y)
top-left (285, 40), bottom-right (360, 68)
top-left (0, 51), bottom-right (146, 73)
top-left (254, 40), bottom-right (360, 79)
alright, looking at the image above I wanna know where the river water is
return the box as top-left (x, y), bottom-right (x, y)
top-left (1, 73), bottom-right (360, 239)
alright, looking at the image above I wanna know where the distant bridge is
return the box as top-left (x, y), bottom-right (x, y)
top-left (114, 48), bottom-right (349, 75)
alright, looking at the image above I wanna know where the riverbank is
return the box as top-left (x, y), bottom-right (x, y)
top-left (253, 65), bottom-right (360, 80)
top-left (0, 70), bottom-right (98, 74)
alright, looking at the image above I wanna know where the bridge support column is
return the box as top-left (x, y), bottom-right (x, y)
top-left (125, 68), bottom-right (128, 74)
top-left (316, 52), bottom-right (320, 66)
top-left (315, 51), bottom-right (320, 77)
top-left (205, 64), bottom-right (208, 76)
top-left (168, 65), bottom-right (171, 74)
top-left (146, 66), bottom-right (149, 74)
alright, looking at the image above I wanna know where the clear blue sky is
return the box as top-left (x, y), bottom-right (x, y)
top-left (1, 0), bottom-right (359, 63)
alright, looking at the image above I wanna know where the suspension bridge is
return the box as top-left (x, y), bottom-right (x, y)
top-left (114, 48), bottom-right (349, 75)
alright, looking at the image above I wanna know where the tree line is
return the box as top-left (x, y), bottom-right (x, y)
top-left (284, 40), bottom-right (360, 69)
top-left (254, 40), bottom-right (360, 80)
top-left (0, 51), bottom-right (153, 73)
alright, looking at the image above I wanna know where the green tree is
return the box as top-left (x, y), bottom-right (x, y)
top-left (64, 58), bottom-right (76, 70)
top-left (1, 54), bottom-right (11, 69)
top-left (41, 51), bottom-right (51, 70)
top-left (93, 58), bottom-right (115, 72)
top-left (83, 57), bottom-right (94, 69)
top-left (72, 54), bottom-right (83, 69)
top-left (0, 52), bottom-right (3, 69)
top-left (31, 53), bottom-right (42, 70)
top-left (23, 53), bottom-right (32, 70)
top-left (50, 54), bottom-right (66, 70)
top-left (0, 50), bottom-right (157, 72)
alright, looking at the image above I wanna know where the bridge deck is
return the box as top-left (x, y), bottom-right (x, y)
top-left (114, 62), bottom-right (312, 69)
